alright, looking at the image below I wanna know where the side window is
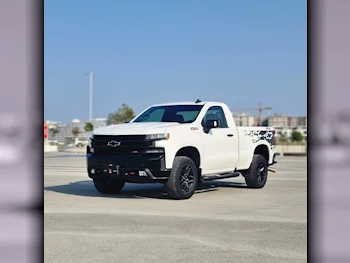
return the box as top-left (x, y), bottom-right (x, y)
top-left (201, 106), bottom-right (228, 128)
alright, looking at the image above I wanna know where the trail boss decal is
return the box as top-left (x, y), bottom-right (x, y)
top-left (244, 130), bottom-right (274, 144)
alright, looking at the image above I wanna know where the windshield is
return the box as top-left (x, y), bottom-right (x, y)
top-left (133, 105), bottom-right (203, 123)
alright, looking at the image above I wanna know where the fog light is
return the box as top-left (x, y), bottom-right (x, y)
top-left (91, 168), bottom-right (95, 174)
top-left (139, 171), bottom-right (147, 176)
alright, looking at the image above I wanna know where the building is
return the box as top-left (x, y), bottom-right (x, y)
top-left (289, 116), bottom-right (307, 127)
top-left (232, 113), bottom-right (255, 126)
top-left (262, 114), bottom-right (307, 128)
top-left (273, 126), bottom-right (293, 139)
top-left (267, 114), bottom-right (289, 127)
top-left (231, 112), bottom-right (307, 128)
top-left (273, 126), bottom-right (307, 142)
top-left (46, 120), bottom-right (61, 129)
top-left (47, 118), bottom-right (107, 145)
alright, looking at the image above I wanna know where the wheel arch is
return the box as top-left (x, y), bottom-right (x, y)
top-left (254, 144), bottom-right (270, 164)
top-left (175, 146), bottom-right (201, 169)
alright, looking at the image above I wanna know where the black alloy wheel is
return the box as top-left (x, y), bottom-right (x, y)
top-left (165, 156), bottom-right (198, 200)
top-left (180, 165), bottom-right (195, 193)
top-left (256, 163), bottom-right (267, 184)
top-left (243, 154), bottom-right (268, 188)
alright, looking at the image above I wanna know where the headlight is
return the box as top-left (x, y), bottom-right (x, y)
top-left (88, 133), bottom-right (94, 153)
top-left (145, 133), bottom-right (169, 141)
top-left (88, 133), bottom-right (93, 146)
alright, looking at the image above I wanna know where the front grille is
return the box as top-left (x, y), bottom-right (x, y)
top-left (92, 135), bottom-right (152, 155)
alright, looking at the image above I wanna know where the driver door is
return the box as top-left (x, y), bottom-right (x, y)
top-left (200, 106), bottom-right (238, 175)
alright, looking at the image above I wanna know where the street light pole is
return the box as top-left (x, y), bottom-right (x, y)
top-left (85, 72), bottom-right (95, 121)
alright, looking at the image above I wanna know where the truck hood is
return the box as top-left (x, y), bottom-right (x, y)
top-left (93, 122), bottom-right (182, 136)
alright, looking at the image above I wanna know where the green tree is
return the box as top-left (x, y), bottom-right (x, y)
top-left (84, 122), bottom-right (94, 132)
top-left (49, 127), bottom-right (59, 138)
top-left (107, 103), bottom-right (135, 125)
top-left (291, 131), bottom-right (303, 142)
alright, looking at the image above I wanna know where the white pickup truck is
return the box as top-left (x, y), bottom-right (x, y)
top-left (86, 100), bottom-right (277, 199)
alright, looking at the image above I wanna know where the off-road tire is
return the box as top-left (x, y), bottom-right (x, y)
top-left (93, 178), bottom-right (125, 194)
top-left (243, 154), bottom-right (268, 188)
top-left (165, 156), bottom-right (198, 200)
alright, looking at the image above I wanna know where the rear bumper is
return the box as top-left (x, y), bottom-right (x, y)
top-left (86, 152), bottom-right (171, 183)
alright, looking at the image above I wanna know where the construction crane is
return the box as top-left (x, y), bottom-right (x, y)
top-left (231, 103), bottom-right (273, 126)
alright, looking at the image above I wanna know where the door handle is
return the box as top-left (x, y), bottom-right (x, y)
top-left (227, 134), bottom-right (234, 137)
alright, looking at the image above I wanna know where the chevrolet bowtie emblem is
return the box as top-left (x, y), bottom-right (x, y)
top-left (107, 140), bottom-right (121, 147)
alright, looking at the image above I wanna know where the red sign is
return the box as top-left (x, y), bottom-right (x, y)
top-left (44, 122), bottom-right (48, 139)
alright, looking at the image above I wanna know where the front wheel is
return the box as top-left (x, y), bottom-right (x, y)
top-left (165, 156), bottom-right (198, 200)
top-left (242, 154), bottom-right (268, 188)
top-left (93, 178), bottom-right (125, 194)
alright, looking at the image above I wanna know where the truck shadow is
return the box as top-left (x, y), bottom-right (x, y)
top-left (44, 180), bottom-right (247, 200)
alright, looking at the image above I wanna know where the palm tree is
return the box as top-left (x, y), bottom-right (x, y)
top-left (49, 127), bottom-right (59, 138)
top-left (84, 122), bottom-right (94, 133)
top-left (71, 127), bottom-right (80, 146)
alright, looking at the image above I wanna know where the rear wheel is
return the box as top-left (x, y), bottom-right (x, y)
top-left (165, 156), bottom-right (198, 200)
top-left (243, 154), bottom-right (268, 188)
top-left (93, 178), bottom-right (125, 194)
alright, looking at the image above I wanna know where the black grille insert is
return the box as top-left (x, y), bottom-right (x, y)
top-left (92, 135), bottom-right (152, 155)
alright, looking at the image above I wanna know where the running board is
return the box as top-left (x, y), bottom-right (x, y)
top-left (202, 172), bottom-right (241, 181)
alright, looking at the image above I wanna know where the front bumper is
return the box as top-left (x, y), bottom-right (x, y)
top-left (86, 152), bottom-right (171, 183)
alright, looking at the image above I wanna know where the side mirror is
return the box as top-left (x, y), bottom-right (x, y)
top-left (204, 119), bottom-right (220, 133)
top-left (206, 120), bottom-right (219, 129)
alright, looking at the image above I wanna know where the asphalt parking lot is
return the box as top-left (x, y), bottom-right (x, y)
top-left (44, 154), bottom-right (307, 263)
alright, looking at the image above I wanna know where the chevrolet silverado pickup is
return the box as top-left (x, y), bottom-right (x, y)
top-left (86, 100), bottom-right (276, 200)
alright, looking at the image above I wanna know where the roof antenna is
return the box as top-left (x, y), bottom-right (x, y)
top-left (195, 99), bottom-right (201, 103)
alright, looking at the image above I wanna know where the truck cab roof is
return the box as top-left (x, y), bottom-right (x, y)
top-left (151, 101), bottom-right (225, 107)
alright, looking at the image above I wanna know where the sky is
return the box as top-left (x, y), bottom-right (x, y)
top-left (44, 0), bottom-right (306, 123)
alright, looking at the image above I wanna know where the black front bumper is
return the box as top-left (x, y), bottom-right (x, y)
top-left (86, 152), bottom-right (171, 183)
